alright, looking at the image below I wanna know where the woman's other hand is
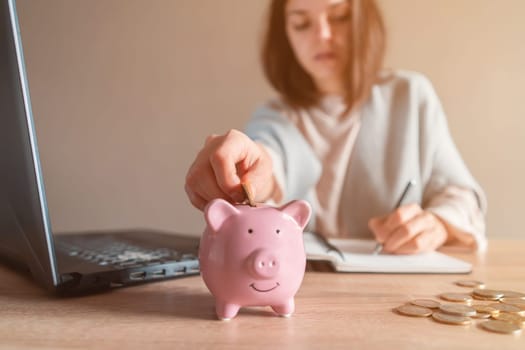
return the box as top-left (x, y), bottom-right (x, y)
top-left (185, 129), bottom-right (275, 210)
top-left (368, 204), bottom-right (449, 254)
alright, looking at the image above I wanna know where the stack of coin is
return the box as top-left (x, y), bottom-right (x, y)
top-left (472, 288), bottom-right (504, 301)
top-left (393, 280), bottom-right (525, 335)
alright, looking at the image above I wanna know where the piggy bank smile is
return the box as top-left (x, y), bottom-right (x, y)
top-left (250, 282), bottom-right (280, 293)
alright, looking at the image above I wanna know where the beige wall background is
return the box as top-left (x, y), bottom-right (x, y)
top-left (16, 0), bottom-right (524, 239)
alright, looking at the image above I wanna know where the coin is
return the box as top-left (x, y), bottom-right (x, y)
top-left (488, 303), bottom-right (524, 315)
top-left (395, 304), bottom-right (433, 317)
top-left (500, 298), bottom-right (525, 310)
top-left (499, 290), bottom-right (525, 299)
top-left (432, 311), bottom-right (472, 325)
top-left (473, 295), bottom-right (500, 301)
top-left (439, 304), bottom-right (476, 317)
top-left (439, 292), bottom-right (473, 303)
top-left (455, 280), bottom-right (485, 289)
top-left (492, 312), bottom-right (525, 327)
top-left (241, 182), bottom-right (256, 207)
top-left (480, 320), bottom-right (522, 334)
top-left (410, 299), bottom-right (441, 309)
top-left (471, 304), bottom-right (499, 317)
top-left (472, 288), bottom-right (504, 300)
top-left (471, 312), bottom-right (491, 319)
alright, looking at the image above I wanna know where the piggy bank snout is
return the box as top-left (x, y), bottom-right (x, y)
top-left (248, 249), bottom-right (280, 279)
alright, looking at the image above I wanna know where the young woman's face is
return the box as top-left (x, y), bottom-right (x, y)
top-left (285, 0), bottom-right (351, 94)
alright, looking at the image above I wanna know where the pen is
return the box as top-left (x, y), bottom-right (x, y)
top-left (373, 179), bottom-right (416, 255)
top-left (315, 232), bottom-right (346, 261)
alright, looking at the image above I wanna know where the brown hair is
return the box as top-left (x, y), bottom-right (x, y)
top-left (261, 0), bottom-right (386, 113)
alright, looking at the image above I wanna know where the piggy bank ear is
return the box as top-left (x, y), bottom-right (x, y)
top-left (204, 198), bottom-right (240, 232)
top-left (279, 200), bottom-right (312, 230)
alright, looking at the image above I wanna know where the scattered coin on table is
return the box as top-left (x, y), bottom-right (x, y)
top-left (393, 280), bottom-right (524, 335)
top-left (409, 299), bottom-right (441, 309)
top-left (439, 292), bottom-right (473, 303)
top-left (480, 320), bottom-right (521, 334)
top-left (395, 304), bottom-right (433, 317)
top-left (455, 280), bottom-right (485, 289)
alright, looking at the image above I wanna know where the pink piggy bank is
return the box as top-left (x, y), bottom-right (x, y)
top-left (199, 198), bottom-right (312, 320)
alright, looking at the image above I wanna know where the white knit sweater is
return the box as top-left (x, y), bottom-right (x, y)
top-left (245, 70), bottom-right (487, 251)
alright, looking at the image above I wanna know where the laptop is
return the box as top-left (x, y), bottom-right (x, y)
top-left (0, 0), bottom-right (201, 295)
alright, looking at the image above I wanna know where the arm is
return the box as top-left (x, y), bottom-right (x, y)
top-left (369, 73), bottom-right (487, 253)
top-left (418, 76), bottom-right (487, 251)
top-left (245, 103), bottom-right (322, 204)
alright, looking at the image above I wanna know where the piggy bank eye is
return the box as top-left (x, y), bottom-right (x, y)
top-left (276, 229), bottom-right (280, 234)
top-left (248, 229), bottom-right (253, 234)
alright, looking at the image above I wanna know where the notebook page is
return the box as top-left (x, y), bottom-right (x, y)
top-left (328, 238), bottom-right (472, 273)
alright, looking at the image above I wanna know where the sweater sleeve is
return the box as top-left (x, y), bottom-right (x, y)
top-left (416, 75), bottom-right (488, 251)
top-left (244, 103), bottom-right (322, 204)
top-left (425, 186), bottom-right (487, 251)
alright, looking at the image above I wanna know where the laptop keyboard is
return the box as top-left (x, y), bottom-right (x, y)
top-left (56, 237), bottom-right (197, 269)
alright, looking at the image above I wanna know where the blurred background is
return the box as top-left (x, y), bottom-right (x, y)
top-left (16, 0), bottom-right (525, 239)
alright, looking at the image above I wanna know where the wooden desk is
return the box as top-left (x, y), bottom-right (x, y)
top-left (1, 240), bottom-right (524, 349)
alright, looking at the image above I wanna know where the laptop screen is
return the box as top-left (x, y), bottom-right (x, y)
top-left (0, 0), bottom-right (60, 288)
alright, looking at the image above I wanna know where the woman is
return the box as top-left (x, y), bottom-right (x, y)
top-left (185, 0), bottom-right (486, 254)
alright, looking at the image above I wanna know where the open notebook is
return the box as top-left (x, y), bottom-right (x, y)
top-left (303, 232), bottom-right (472, 273)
